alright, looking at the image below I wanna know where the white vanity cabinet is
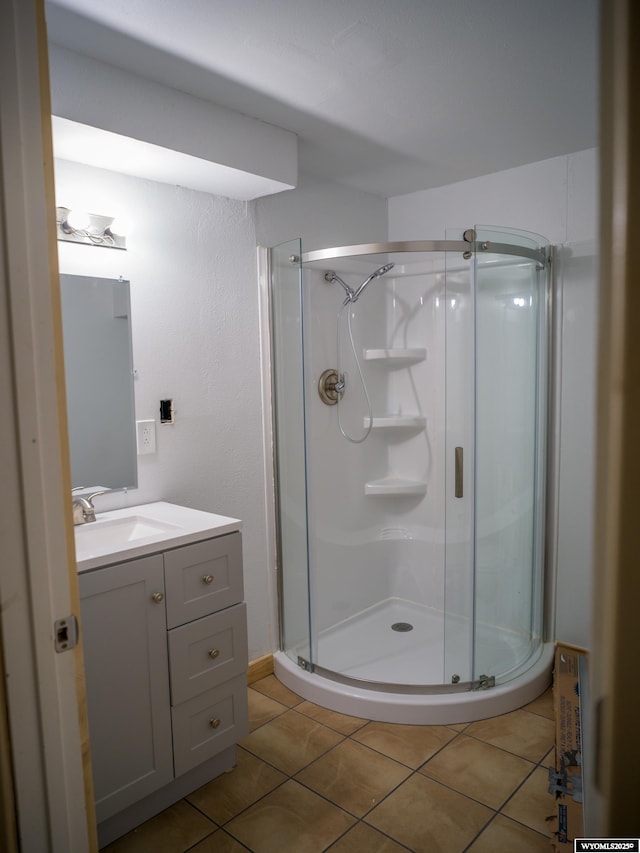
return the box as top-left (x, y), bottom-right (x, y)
top-left (79, 526), bottom-right (248, 846)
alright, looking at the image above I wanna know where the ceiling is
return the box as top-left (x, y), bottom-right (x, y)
top-left (44, 0), bottom-right (599, 199)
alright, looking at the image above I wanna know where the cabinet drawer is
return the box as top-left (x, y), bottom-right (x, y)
top-left (168, 603), bottom-right (247, 705)
top-left (171, 675), bottom-right (248, 777)
top-left (164, 533), bottom-right (243, 628)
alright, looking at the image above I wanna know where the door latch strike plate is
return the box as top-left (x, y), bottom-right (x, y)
top-left (54, 615), bottom-right (78, 653)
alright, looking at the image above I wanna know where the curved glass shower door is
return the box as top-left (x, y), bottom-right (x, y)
top-left (271, 230), bottom-right (550, 697)
top-left (472, 227), bottom-right (549, 685)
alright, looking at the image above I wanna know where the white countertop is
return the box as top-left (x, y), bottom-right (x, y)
top-left (75, 501), bottom-right (242, 572)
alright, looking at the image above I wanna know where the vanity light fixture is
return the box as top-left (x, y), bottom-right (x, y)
top-left (56, 206), bottom-right (127, 250)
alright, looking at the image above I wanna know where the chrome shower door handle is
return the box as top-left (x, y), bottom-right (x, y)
top-left (455, 447), bottom-right (463, 498)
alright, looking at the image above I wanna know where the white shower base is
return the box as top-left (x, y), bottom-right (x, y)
top-left (312, 597), bottom-right (535, 685)
top-left (274, 597), bottom-right (554, 724)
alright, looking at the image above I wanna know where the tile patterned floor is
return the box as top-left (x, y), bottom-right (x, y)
top-left (103, 675), bottom-right (556, 853)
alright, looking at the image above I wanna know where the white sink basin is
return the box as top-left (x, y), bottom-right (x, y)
top-left (74, 501), bottom-right (242, 571)
top-left (75, 515), bottom-right (182, 549)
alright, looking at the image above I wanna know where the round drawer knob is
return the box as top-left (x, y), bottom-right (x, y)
top-left (209, 718), bottom-right (221, 729)
top-left (208, 648), bottom-right (220, 660)
top-left (152, 592), bottom-right (164, 603)
top-left (202, 574), bottom-right (214, 585)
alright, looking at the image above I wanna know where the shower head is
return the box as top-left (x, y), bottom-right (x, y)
top-left (352, 262), bottom-right (395, 302)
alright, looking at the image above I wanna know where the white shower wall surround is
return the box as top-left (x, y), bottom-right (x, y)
top-left (305, 256), bottom-right (448, 639)
top-left (271, 234), bottom-right (553, 723)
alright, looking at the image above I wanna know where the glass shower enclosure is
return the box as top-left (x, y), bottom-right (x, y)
top-left (269, 227), bottom-right (551, 713)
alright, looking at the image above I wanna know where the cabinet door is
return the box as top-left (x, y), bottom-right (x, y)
top-left (164, 533), bottom-right (243, 628)
top-left (79, 555), bottom-right (173, 823)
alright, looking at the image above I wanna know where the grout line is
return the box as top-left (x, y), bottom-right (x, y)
top-left (414, 727), bottom-right (465, 768)
top-left (495, 762), bottom-right (556, 839)
top-left (344, 725), bottom-right (462, 772)
top-left (183, 798), bottom-right (223, 827)
top-left (181, 825), bottom-right (254, 853)
top-left (407, 768), bottom-right (501, 815)
top-left (461, 811), bottom-right (500, 852)
top-left (496, 758), bottom-right (540, 812)
top-left (286, 703), bottom-right (370, 737)
top-left (293, 748), bottom-right (417, 821)
top-left (211, 828), bottom-right (257, 852)
top-left (460, 727), bottom-right (553, 764)
top-left (324, 817), bottom-right (416, 852)
top-left (493, 811), bottom-right (556, 841)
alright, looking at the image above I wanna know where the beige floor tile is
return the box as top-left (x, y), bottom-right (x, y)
top-left (465, 708), bottom-right (555, 762)
top-left (447, 722), bottom-right (468, 732)
top-left (327, 822), bottom-right (408, 852)
top-left (366, 774), bottom-right (493, 853)
top-left (225, 779), bottom-right (355, 853)
top-left (523, 687), bottom-right (555, 720)
top-left (250, 674), bottom-right (303, 707)
top-left (248, 687), bottom-right (288, 732)
top-left (295, 699), bottom-right (368, 735)
top-left (352, 721), bottom-right (455, 769)
top-left (102, 800), bottom-right (214, 852)
top-left (502, 765), bottom-right (557, 836)
top-left (186, 747), bottom-right (286, 824)
top-left (189, 829), bottom-right (249, 852)
top-left (295, 738), bottom-right (411, 817)
top-left (468, 814), bottom-right (552, 853)
top-left (239, 708), bottom-right (343, 775)
top-left (419, 733), bottom-right (534, 809)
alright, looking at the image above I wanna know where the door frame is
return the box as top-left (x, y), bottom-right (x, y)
top-left (0, 0), bottom-right (95, 849)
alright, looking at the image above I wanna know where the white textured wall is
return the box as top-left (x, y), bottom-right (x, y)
top-left (554, 240), bottom-right (597, 649)
top-left (388, 148), bottom-right (597, 245)
top-left (55, 158), bottom-right (276, 659)
top-left (56, 160), bottom-right (388, 661)
top-left (256, 174), bottom-right (387, 249)
top-left (389, 148), bottom-right (599, 650)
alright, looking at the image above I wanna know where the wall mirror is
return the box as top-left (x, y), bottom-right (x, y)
top-left (60, 274), bottom-right (138, 491)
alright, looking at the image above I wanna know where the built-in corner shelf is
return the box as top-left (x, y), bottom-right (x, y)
top-left (365, 415), bottom-right (426, 430)
top-left (363, 347), bottom-right (426, 365)
top-left (365, 478), bottom-right (427, 497)
top-left (362, 347), bottom-right (427, 500)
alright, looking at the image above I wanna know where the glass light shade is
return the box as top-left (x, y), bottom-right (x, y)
top-left (109, 216), bottom-right (130, 236)
top-left (66, 209), bottom-right (90, 231)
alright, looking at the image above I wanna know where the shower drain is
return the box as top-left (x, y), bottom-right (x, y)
top-left (391, 622), bottom-right (413, 632)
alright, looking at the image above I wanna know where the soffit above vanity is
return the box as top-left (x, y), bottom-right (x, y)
top-left (49, 46), bottom-right (298, 200)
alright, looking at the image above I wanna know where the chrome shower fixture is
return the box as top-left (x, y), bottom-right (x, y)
top-left (352, 262), bottom-right (395, 302)
top-left (325, 262), bottom-right (395, 304)
top-left (324, 270), bottom-right (354, 302)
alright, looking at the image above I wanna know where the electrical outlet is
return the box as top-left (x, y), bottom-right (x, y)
top-left (136, 419), bottom-right (156, 455)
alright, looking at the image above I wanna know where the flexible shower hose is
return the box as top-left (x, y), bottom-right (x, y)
top-left (336, 300), bottom-right (373, 443)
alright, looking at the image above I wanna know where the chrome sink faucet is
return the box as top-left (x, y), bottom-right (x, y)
top-left (71, 488), bottom-right (107, 525)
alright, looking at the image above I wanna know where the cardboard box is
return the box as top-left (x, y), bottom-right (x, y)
top-left (551, 644), bottom-right (586, 849)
